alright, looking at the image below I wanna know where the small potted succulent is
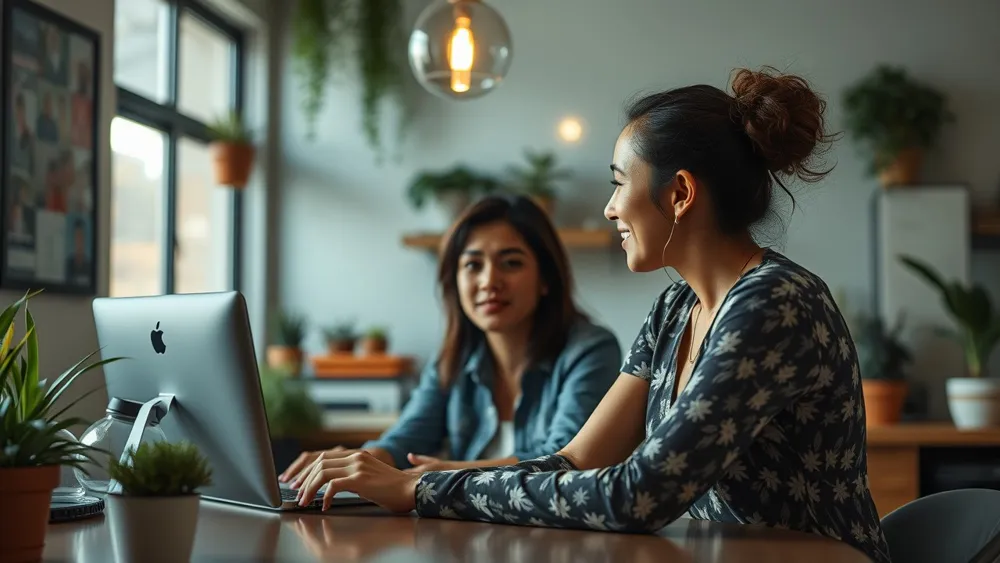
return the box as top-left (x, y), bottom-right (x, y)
top-left (259, 364), bottom-right (323, 470)
top-left (106, 441), bottom-right (213, 563)
top-left (900, 255), bottom-right (1000, 428)
top-left (360, 326), bottom-right (389, 355)
top-left (0, 290), bottom-right (124, 562)
top-left (505, 149), bottom-right (571, 218)
top-left (842, 65), bottom-right (954, 187)
top-left (853, 312), bottom-right (912, 426)
top-left (266, 309), bottom-right (307, 377)
top-left (324, 322), bottom-right (358, 355)
top-left (208, 111), bottom-right (255, 189)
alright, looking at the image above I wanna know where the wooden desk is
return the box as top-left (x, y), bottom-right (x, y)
top-left (866, 423), bottom-right (1000, 517)
top-left (44, 501), bottom-right (872, 562)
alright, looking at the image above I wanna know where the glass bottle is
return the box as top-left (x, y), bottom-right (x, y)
top-left (74, 397), bottom-right (168, 494)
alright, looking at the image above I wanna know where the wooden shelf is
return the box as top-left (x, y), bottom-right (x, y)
top-left (402, 228), bottom-right (617, 252)
top-left (972, 208), bottom-right (1000, 249)
top-left (866, 422), bottom-right (1000, 447)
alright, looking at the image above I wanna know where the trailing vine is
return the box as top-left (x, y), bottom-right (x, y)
top-left (291, 0), bottom-right (410, 156)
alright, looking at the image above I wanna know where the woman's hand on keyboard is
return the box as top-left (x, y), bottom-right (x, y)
top-left (281, 446), bottom-right (392, 487)
top-left (295, 449), bottom-right (419, 513)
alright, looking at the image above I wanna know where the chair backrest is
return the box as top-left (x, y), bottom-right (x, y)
top-left (881, 488), bottom-right (1000, 563)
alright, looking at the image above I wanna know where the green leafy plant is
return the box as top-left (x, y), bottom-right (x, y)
top-left (0, 290), bottom-right (124, 470)
top-left (259, 364), bottom-right (322, 438)
top-left (843, 65), bottom-right (954, 175)
top-left (406, 166), bottom-right (500, 210)
top-left (323, 321), bottom-right (357, 343)
top-left (899, 255), bottom-right (1000, 378)
top-left (853, 313), bottom-right (913, 381)
top-left (506, 149), bottom-right (571, 198)
top-left (108, 441), bottom-right (212, 496)
top-left (364, 326), bottom-right (387, 341)
top-left (207, 111), bottom-right (252, 144)
top-left (270, 310), bottom-right (306, 347)
top-left (291, 0), bottom-right (409, 154)
top-left (356, 0), bottom-right (410, 160)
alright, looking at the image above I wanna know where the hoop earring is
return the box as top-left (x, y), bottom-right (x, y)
top-left (660, 217), bottom-right (679, 284)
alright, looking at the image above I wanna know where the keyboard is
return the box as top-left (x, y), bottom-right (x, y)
top-left (279, 486), bottom-right (323, 507)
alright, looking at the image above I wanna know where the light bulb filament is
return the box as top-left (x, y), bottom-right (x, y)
top-left (447, 15), bottom-right (474, 92)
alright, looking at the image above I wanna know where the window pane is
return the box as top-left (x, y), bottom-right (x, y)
top-left (110, 117), bottom-right (166, 297)
top-left (175, 137), bottom-right (233, 294)
top-left (178, 12), bottom-right (233, 123)
top-left (114, 0), bottom-right (170, 102)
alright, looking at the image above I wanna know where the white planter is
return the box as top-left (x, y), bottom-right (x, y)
top-left (946, 377), bottom-right (1000, 429)
top-left (106, 494), bottom-right (200, 563)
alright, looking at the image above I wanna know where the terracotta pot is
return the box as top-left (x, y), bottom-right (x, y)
top-left (862, 379), bottom-right (909, 426)
top-left (107, 494), bottom-right (200, 563)
top-left (877, 148), bottom-right (923, 188)
top-left (361, 337), bottom-right (387, 355)
top-left (0, 465), bottom-right (60, 563)
top-left (266, 345), bottom-right (303, 377)
top-left (211, 142), bottom-right (255, 189)
top-left (529, 195), bottom-right (556, 218)
top-left (327, 340), bottom-right (356, 355)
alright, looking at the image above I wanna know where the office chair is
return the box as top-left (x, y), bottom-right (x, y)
top-left (880, 488), bottom-right (1000, 563)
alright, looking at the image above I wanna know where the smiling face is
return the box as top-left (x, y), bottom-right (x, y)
top-left (604, 124), bottom-right (688, 272)
top-left (456, 220), bottom-right (546, 336)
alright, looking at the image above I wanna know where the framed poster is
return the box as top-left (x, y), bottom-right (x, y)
top-left (1, 0), bottom-right (99, 295)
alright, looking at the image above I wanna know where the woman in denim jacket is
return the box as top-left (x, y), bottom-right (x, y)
top-left (281, 194), bottom-right (621, 482)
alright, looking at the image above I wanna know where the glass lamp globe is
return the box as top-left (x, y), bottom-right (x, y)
top-left (408, 0), bottom-right (513, 100)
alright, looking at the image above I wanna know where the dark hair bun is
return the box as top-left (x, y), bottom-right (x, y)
top-left (730, 66), bottom-right (835, 182)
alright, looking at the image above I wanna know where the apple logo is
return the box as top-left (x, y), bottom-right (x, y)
top-left (150, 322), bottom-right (166, 354)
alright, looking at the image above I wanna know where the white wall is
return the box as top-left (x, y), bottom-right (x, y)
top-left (276, 0), bottom-right (1000, 416)
top-left (0, 0), bottom-right (116, 423)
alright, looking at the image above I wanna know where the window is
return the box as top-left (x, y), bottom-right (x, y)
top-left (111, 0), bottom-right (243, 297)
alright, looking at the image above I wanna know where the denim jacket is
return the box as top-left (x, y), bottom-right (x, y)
top-left (364, 318), bottom-right (622, 468)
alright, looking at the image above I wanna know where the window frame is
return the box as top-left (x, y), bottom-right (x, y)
top-left (113, 0), bottom-right (244, 294)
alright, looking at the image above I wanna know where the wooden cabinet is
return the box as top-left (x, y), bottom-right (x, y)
top-left (866, 423), bottom-right (1000, 517)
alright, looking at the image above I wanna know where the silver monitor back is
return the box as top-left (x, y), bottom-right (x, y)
top-left (93, 291), bottom-right (284, 510)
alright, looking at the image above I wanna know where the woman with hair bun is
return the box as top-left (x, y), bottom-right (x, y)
top-left (293, 67), bottom-right (891, 563)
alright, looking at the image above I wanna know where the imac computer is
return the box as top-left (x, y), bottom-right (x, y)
top-left (92, 291), bottom-right (369, 511)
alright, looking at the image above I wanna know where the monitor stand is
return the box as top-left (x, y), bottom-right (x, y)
top-left (106, 393), bottom-right (176, 495)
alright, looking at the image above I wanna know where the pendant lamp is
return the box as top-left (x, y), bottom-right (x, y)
top-left (408, 0), bottom-right (513, 100)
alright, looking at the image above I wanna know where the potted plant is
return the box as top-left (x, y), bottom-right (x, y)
top-left (324, 321), bottom-right (358, 355)
top-left (360, 326), bottom-right (389, 355)
top-left (207, 111), bottom-right (255, 189)
top-left (266, 309), bottom-right (306, 377)
top-left (899, 255), bottom-right (1000, 428)
top-left (853, 312), bottom-right (913, 426)
top-left (259, 364), bottom-right (323, 471)
top-left (842, 65), bottom-right (954, 187)
top-left (506, 149), bottom-right (572, 218)
top-left (0, 290), bottom-right (123, 562)
top-left (106, 441), bottom-right (213, 563)
top-left (406, 165), bottom-right (500, 220)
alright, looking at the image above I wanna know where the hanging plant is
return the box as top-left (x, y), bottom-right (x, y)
top-left (356, 0), bottom-right (409, 159)
top-left (291, 0), bottom-right (352, 140)
top-left (290, 0), bottom-right (410, 156)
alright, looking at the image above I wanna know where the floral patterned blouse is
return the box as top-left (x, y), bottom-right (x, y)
top-left (415, 249), bottom-right (892, 563)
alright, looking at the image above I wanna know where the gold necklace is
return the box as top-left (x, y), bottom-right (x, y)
top-left (687, 248), bottom-right (763, 364)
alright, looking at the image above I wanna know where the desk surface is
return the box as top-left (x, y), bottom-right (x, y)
top-left (44, 500), bottom-right (872, 562)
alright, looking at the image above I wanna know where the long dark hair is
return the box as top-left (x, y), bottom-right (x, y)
top-left (435, 194), bottom-right (584, 387)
